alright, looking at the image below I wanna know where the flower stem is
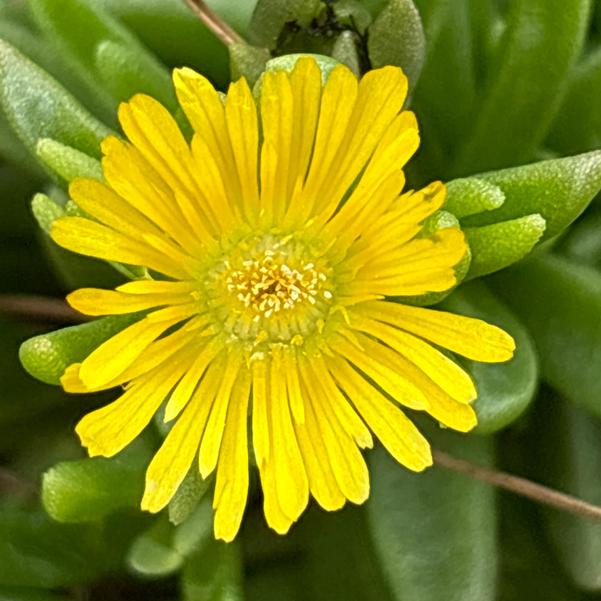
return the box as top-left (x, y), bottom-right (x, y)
top-left (0, 294), bottom-right (84, 323)
top-left (182, 0), bottom-right (245, 46)
top-left (433, 448), bottom-right (601, 522)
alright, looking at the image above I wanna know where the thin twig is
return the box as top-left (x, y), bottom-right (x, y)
top-left (183, 0), bottom-right (245, 46)
top-left (0, 294), bottom-right (85, 324)
top-left (433, 449), bottom-right (601, 523)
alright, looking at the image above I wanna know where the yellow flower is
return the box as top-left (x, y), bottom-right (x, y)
top-left (51, 57), bottom-right (515, 542)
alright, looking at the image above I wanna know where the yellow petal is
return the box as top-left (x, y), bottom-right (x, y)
top-left (76, 358), bottom-right (189, 457)
top-left (329, 355), bottom-right (432, 472)
top-left (213, 370), bottom-right (251, 542)
top-left (349, 314), bottom-right (477, 404)
top-left (198, 350), bottom-right (242, 478)
top-left (79, 307), bottom-right (195, 388)
top-left (359, 300), bottom-right (516, 362)
top-left (141, 392), bottom-right (206, 513)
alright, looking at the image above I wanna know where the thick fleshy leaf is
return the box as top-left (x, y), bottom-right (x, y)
top-left (558, 210), bottom-right (601, 267)
top-left (0, 586), bottom-right (70, 601)
top-left (464, 214), bottom-right (546, 279)
top-left (0, 40), bottom-right (110, 162)
top-left (453, 0), bottom-right (591, 174)
top-left (464, 151), bottom-right (601, 240)
top-left (29, 0), bottom-right (175, 112)
top-left (532, 395), bottom-right (601, 591)
top-left (42, 439), bottom-right (151, 523)
top-left (229, 43), bottom-right (271, 86)
top-left (36, 139), bottom-right (102, 184)
top-left (491, 254), bottom-right (601, 419)
top-left (127, 518), bottom-right (184, 578)
top-left (93, 40), bottom-right (176, 109)
top-left (31, 193), bottom-right (65, 234)
top-left (97, 0), bottom-right (256, 88)
top-left (546, 47), bottom-right (601, 155)
top-left (367, 429), bottom-right (497, 601)
top-left (445, 177), bottom-right (505, 219)
top-left (441, 281), bottom-right (538, 434)
top-left (19, 313), bottom-right (141, 385)
top-left (181, 537), bottom-right (243, 601)
top-left (367, 0), bottom-right (426, 87)
top-left (168, 469), bottom-right (211, 526)
top-left (0, 508), bottom-right (112, 587)
top-left (248, 0), bottom-right (320, 49)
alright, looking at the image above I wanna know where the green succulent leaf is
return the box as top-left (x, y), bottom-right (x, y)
top-left (491, 254), bottom-right (601, 419)
top-left (533, 396), bottom-right (601, 591)
top-left (0, 586), bottom-right (70, 601)
top-left (0, 508), bottom-right (112, 587)
top-left (29, 0), bottom-right (175, 112)
top-left (454, 0), bottom-right (591, 174)
top-left (168, 469), bottom-right (212, 526)
top-left (464, 214), bottom-right (546, 279)
top-left (367, 0), bottom-right (426, 87)
top-left (229, 43), bottom-right (271, 86)
top-left (331, 31), bottom-right (361, 75)
top-left (249, 0), bottom-right (321, 49)
top-left (93, 39), bottom-right (176, 109)
top-left (368, 430), bottom-right (497, 601)
top-left (463, 151), bottom-right (601, 240)
top-left (19, 313), bottom-right (141, 385)
top-left (558, 210), bottom-right (601, 267)
top-left (127, 517), bottom-right (184, 578)
top-left (42, 439), bottom-right (151, 523)
top-left (36, 139), bottom-right (102, 184)
top-left (181, 537), bottom-right (244, 601)
top-left (441, 281), bottom-right (538, 434)
top-left (547, 47), bottom-right (601, 155)
top-left (0, 39), bottom-right (111, 163)
top-left (31, 194), bottom-right (65, 234)
top-left (445, 177), bottom-right (505, 219)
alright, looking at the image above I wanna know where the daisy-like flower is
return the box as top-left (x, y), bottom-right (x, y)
top-left (51, 56), bottom-right (515, 541)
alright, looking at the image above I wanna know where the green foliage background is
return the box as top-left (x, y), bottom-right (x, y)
top-left (0, 0), bottom-right (601, 599)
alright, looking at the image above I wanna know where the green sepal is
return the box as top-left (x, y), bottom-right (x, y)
top-left (463, 151), bottom-right (601, 240)
top-left (42, 438), bottom-right (152, 523)
top-left (248, 0), bottom-right (321, 49)
top-left (265, 53), bottom-right (340, 82)
top-left (93, 39), bottom-right (176, 109)
top-left (444, 177), bottom-right (505, 219)
top-left (367, 429), bottom-right (497, 601)
top-left (367, 0), bottom-right (426, 88)
top-left (31, 193), bottom-right (64, 234)
top-left (440, 281), bottom-right (538, 434)
top-left (0, 39), bottom-right (111, 163)
top-left (19, 313), bottom-right (142, 385)
top-left (532, 396), bottom-right (601, 591)
top-left (491, 254), bottom-right (601, 420)
top-left (29, 0), bottom-right (175, 114)
top-left (168, 469), bottom-right (212, 526)
top-left (464, 214), bottom-right (546, 279)
top-left (36, 138), bottom-right (102, 184)
top-left (229, 42), bottom-right (271, 86)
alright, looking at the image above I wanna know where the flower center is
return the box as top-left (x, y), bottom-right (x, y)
top-left (226, 253), bottom-right (328, 320)
top-left (203, 233), bottom-right (337, 349)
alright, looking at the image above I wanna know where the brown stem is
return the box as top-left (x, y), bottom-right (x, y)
top-left (0, 294), bottom-right (85, 324)
top-left (433, 449), bottom-right (601, 522)
top-left (183, 0), bottom-right (244, 46)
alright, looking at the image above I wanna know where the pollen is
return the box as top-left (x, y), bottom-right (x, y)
top-left (226, 252), bottom-right (325, 317)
